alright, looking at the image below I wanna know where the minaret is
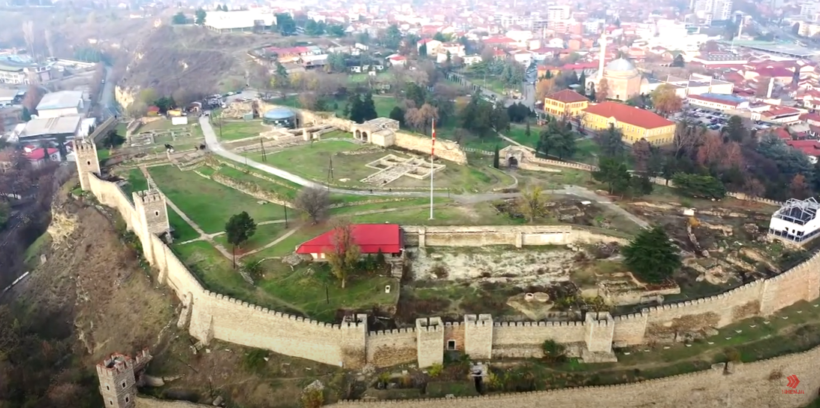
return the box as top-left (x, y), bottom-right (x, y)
top-left (597, 32), bottom-right (607, 81)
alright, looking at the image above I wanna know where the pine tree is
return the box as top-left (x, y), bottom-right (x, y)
top-left (493, 144), bottom-right (500, 168)
top-left (361, 92), bottom-right (377, 121)
top-left (525, 120), bottom-right (531, 138)
top-left (588, 86), bottom-right (596, 102)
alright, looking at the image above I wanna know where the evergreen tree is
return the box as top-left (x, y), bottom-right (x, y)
top-left (21, 106), bottom-right (31, 122)
top-left (389, 106), bottom-right (405, 127)
top-left (347, 94), bottom-right (364, 123)
top-left (588, 86), bottom-right (596, 102)
top-left (493, 145), bottom-right (500, 168)
top-left (361, 92), bottom-right (378, 121)
top-left (623, 226), bottom-right (681, 284)
top-left (525, 120), bottom-right (531, 138)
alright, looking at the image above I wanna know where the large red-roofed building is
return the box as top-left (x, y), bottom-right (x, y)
top-left (296, 224), bottom-right (404, 260)
top-left (581, 102), bottom-right (676, 145)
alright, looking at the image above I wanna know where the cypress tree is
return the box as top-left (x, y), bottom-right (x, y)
top-left (493, 144), bottom-right (500, 169)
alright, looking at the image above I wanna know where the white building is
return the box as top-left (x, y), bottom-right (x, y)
top-left (769, 198), bottom-right (820, 245)
top-left (35, 91), bottom-right (85, 119)
top-left (547, 5), bottom-right (571, 21)
top-left (204, 10), bottom-right (275, 32)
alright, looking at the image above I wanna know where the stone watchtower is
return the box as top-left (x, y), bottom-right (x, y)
top-left (73, 140), bottom-right (101, 191)
top-left (96, 350), bottom-right (152, 408)
top-left (133, 190), bottom-right (170, 235)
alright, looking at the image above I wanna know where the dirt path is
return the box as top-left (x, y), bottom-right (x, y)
top-left (240, 226), bottom-right (302, 258)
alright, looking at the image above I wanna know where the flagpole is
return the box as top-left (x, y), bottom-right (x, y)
top-left (430, 118), bottom-right (436, 220)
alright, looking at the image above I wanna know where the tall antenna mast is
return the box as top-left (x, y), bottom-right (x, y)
top-left (429, 119), bottom-right (436, 220)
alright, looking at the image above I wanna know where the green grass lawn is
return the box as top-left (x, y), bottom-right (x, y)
top-left (329, 198), bottom-right (449, 216)
top-left (148, 165), bottom-right (288, 234)
top-left (169, 208), bottom-right (200, 242)
top-left (213, 222), bottom-right (287, 254)
top-left (347, 202), bottom-right (523, 226)
top-left (257, 261), bottom-right (399, 322)
top-left (247, 140), bottom-right (513, 193)
top-left (173, 240), bottom-right (251, 299)
top-left (215, 164), bottom-right (300, 200)
top-left (120, 168), bottom-right (149, 199)
top-left (217, 120), bottom-right (267, 141)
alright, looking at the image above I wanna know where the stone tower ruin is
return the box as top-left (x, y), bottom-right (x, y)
top-left (96, 350), bottom-right (152, 408)
top-left (73, 140), bottom-right (101, 191)
top-left (133, 190), bottom-right (170, 235)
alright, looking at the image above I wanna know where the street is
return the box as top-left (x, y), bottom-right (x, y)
top-left (100, 66), bottom-right (119, 119)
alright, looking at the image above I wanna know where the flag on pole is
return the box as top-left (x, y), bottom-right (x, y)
top-left (431, 119), bottom-right (436, 158)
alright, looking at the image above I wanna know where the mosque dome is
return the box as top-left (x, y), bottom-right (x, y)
top-left (605, 58), bottom-right (639, 78)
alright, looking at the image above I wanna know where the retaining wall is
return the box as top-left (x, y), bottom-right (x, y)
top-left (402, 225), bottom-right (629, 248)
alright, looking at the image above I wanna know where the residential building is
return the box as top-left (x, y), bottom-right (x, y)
top-left (296, 224), bottom-right (404, 260)
top-left (204, 10), bottom-right (275, 32)
top-left (0, 54), bottom-right (50, 84)
top-left (547, 5), bottom-right (571, 21)
top-left (36, 91), bottom-right (85, 119)
top-left (581, 102), bottom-right (676, 145)
top-left (687, 93), bottom-right (749, 111)
top-left (18, 115), bottom-right (83, 161)
top-left (543, 89), bottom-right (589, 118)
top-left (769, 198), bottom-right (820, 245)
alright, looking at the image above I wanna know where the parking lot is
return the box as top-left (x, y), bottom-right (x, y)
top-left (683, 106), bottom-right (773, 132)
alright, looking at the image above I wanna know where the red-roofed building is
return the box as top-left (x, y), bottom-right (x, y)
top-left (786, 140), bottom-right (820, 163)
top-left (774, 128), bottom-right (792, 140)
top-left (582, 102), bottom-right (675, 145)
top-left (756, 106), bottom-right (802, 124)
top-left (544, 89), bottom-right (589, 117)
top-left (296, 224), bottom-right (404, 260)
top-left (23, 147), bottom-right (60, 166)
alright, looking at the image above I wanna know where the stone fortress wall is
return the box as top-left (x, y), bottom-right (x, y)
top-left (76, 139), bottom-right (820, 385)
top-left (331, 346), bottom-right (820, 408)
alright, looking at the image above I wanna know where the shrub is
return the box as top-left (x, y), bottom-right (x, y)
top-left (300, 388), bottom-right (324, 408)
top-left (724, 347), bottom-right (741, 363)
top-left (428, 363), bottom-right (444, 378)
top-left (430, 264), bottom-right (448, 279)
top-left (541, 340), bottom-right (567, 364)
top-left (242, 349), bottom-right (269, 372)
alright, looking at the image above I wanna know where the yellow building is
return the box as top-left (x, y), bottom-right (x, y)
top-left (543, 89), bottom-right (589, 118)
top-left (581, 101), bottom-right (676, 145)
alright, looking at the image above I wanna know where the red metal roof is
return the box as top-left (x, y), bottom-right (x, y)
top-left (786, 140), bottom-right (820, 156)
top-left (296, 224), bottom-right (403, 255)
top-left (545, 89), bottom-right (588, 104)
top-left (582, 102), bottom-right (674, 130)
top-left (24, 148), bottom-right (58, 161)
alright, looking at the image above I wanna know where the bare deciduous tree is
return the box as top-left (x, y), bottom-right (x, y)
top-left (22, 21), bottom-right (35, 59)
top-left (326, 220), bottom-right (360, 288)
top-left (295, 187), bottom-right (330, 224)
top-left (517, 186), bottom-right (549, 223)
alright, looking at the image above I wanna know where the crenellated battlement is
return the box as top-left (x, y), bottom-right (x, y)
top-left (612, 313), bottom-right (647, 322)
top-left (73, 140), bottom-right (97, 152)
top-left (494, 320), bottom-right (583, 328)
top-left (134, 190), bottom-right (164, 204)
top-left (464, 314), bottom-right (493, 326)
top-left (369, 328), bottom-right (416, 337)
top-left (416, 317), bottom-right (444, 332)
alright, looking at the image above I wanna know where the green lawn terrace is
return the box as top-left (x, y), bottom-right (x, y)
top-left (147, 165), bottom-right (290, 234)
top-left (173, 238), bottom-right (400, 323)
top-left (242, 139), bottom-right (516, 194)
